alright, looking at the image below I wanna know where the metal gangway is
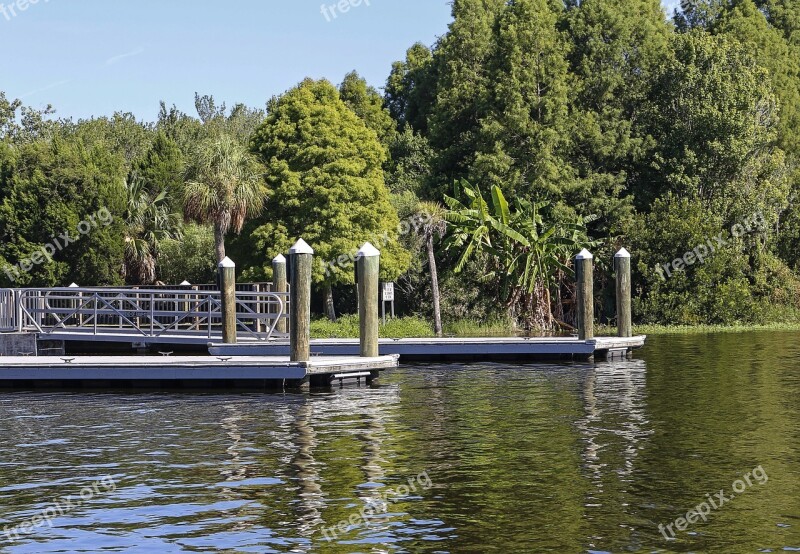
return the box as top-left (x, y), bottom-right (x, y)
top-left (1, 286), bottom-right (290, 345)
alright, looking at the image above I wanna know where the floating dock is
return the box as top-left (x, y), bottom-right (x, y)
top-left (209, 336), bottom-right (647, 361)
top-left (0, 354), bottom-right (399, 389)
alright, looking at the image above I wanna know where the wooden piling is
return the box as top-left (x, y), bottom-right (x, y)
top-left (356, 242), bottom-right (380, 358)
top-left (272, 254), bottom-right (287, 334)
top-left (219, 257), bottom-right (237, 344)
top-left (289, 239), bottom-right (313, 362)
top-left (575, 249), bottom-right (594, 341)
top-left (615, 248), bottom-right (632, 338)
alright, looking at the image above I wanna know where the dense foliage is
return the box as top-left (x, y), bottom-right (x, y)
top-left (3, 0), bottom-right (800, 327)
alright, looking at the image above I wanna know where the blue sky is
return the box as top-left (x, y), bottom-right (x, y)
top-left (1, 0), bottom-right (681, 122)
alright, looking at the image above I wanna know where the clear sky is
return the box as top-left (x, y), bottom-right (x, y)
top-left (1, 0), bottom-right (680, 122)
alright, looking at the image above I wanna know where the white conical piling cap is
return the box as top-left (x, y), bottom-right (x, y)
top-left (289, 238), bottom-right (314, 255)
top-left (180, 280), bottom-right (191, 286)
top-left (576, 249), bottom-right (594, 260)
top-left (218, 257), bottom-right (235, 268)
top-left (356, 242), bottom-right (380, 258)
top-left (68, 282), bottom-right (79, 288)
top-left (272, 253), bottom-right (286, 264)
top-left (615, 247), bottom-right (631, 258)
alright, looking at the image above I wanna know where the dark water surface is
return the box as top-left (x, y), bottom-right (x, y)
top-left (1, 332), bottom-right (799, 553)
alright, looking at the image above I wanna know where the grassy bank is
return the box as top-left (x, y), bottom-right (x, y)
top-left (601, 322), bottom-right (800, 336)
top-left (311, 315), bottom-right (515, 339)
top-left (311, 314), bottom-right (800, 339)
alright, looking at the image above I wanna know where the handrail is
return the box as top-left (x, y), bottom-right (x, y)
top-left (11, 286), bottom-right (290, 341)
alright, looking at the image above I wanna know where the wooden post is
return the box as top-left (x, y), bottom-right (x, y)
top-left (272, 254), bottom-right (287, 334)
top-left (615, 248), bottom-right (632, 338)
top-left (357, 242), bottom-right (380, 358)
top-left (575, 249), bottom-right (594, 341)
top-left (219, 257), bottom-right (237, 344)
top-left (289, 239), bottom-right (313, 362)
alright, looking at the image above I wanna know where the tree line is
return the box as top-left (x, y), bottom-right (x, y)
top-left (2, 0), bottom-right (800, 329)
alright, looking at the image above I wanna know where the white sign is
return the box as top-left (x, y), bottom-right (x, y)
top-left (382, 282), bottom-right (395, 302)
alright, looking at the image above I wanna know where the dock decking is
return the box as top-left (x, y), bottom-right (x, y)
top-left (0, 354), bottom-right (399, 388)
top-left (209, 336), bottom-right (647, 361)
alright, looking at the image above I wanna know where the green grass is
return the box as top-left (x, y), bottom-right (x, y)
top-left (311, 314), bottom-right (516, 338)
top-left (312, 314), bottom-right (800, 339)
top-left (443, 317), bottom-right (516, 337)
top-left (311, 314), bottom-right (435, 339)
top-left (596, 322), bottom-right (800, 336)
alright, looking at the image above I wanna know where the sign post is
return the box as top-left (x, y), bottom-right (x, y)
top-left (381, 282), bottom-right (395, 324)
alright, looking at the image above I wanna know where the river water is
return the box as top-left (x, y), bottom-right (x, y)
top-left (1, 332), bottom-right (798, 553)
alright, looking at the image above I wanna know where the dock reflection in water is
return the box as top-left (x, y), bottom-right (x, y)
top-left (0, 331), bottom-right (799, 552)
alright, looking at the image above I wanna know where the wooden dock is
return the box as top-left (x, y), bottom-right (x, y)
top-left (0, 354), bottom-right (399, 389)
top-left (209, 336), bottom-right (647, 361)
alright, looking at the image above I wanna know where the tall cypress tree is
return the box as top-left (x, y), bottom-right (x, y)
top-left (565, 0), bottom-right (672, 232)
top-left (474, 0), bottom-right (574, 202)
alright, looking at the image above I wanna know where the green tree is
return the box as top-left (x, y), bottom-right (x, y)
top-left (249, 78), bottom-right (410, 320)
top-left (425, 0), bottom-right (506, 194)
top-left (385, 127), bottom-right (434, 196)
top-left (339, 71), bottom-right (397, 149)
top-left (717, 0), bottom-right (800, 156)
top-left (183, 134), bottom-right (267, 263)
top-left (564, 0), bottom-right (671, 235)
top-left (385, 42), bottom-right (437, 133)
top-left (473, 0), bottom-right (574, 200)
top-left (158, 223), bottom-right (217, 285)
top-left (627, 194), bottom-right (771, 324)
top-left (0, 136), bottom-right (126, 286)
top-left (133, 130), bottom-right (185, 211)
top-left (636, 31), bottom-right (789, 224)
top-left (122, 173), bottom-right (183, 284)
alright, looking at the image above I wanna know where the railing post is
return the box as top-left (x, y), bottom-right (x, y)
top-left (219, 257), bottom-right (237, 344)
top-left (615, 248), bottom-right (632, 338)
top-left (272, 254), bottom-right (287, 334)
top-left (288, 239), bottom-right (313, 362)
top-left (575, 249), bottom-right (594, 341)
top-left (356, 242), bottom-right (380, 358)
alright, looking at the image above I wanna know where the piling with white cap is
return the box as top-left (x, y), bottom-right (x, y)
top-left (288, 239), bottom-right (313, 362)
top-left (219, 257), bottom-right (237, 344)
top-left (356, 242), bottom-right (380, 358)
top-left (615, 248), bottom-right (632, 338)
top-left (575, 249), bottom-right (594, 340)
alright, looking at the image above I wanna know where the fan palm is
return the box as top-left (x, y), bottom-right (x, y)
top-left (123, 174), bottom-right (183, 284)
top-left (183, 135), bottom-right (266, 263)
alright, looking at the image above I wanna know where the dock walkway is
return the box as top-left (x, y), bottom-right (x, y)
top-left (0, 354), bottom-right (399, 389)
top-left (209, 336), bottom-right (647, 361)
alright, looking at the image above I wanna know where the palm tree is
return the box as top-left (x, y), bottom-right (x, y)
top-left (123, 174), bottom-right (183, 284)
top-left (418, 201), bottom-right (447, 337)
top-left (183, 135), bottom-right (266, 263)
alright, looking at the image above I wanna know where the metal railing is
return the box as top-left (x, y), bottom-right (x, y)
top-left (10, 287), bottom-right (290, 341)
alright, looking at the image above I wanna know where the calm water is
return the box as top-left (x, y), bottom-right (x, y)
top-left (1, 332), bottom-right (799, 553)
